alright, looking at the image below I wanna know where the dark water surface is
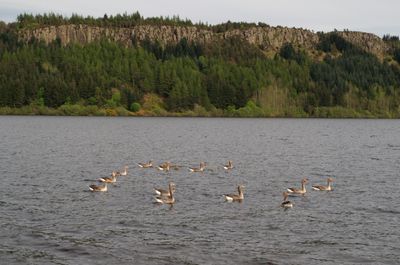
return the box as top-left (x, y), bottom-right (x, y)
top-left (0, 117), bottom-right (399, 265)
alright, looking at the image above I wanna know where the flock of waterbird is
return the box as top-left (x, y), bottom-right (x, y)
top-left (88, 160), bottom-right (334, 208)
top-left (281, 177), bottom-right (334, 208)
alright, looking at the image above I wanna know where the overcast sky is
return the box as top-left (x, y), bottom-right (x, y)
top-left (1, 0), bottom-right (399, 37)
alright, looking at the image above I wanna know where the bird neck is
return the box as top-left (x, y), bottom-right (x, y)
top-left (238, 187), bottom-right (244, 199)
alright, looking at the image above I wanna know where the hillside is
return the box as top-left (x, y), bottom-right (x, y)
top-left (18, 24), bottom-right (389, 57)
top-left (1, 13), bottom-right (400, 117)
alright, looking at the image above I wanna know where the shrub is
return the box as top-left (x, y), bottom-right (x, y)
top-left (130, 102), bottom-right (141, 112)
top-left (192, 104), bottom-right (209, 116)
top-left (58, 104), bottom-right (85, 115)
top-left (142, 93), bottom-right (166, 115)
top-left (105, 108), bottom-right (118, 116)
top-left (115, 107), bottom-right (132, 116)
top-left (236, 100), bottom-right (265, 117)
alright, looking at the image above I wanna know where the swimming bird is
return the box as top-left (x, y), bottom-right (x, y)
top-left (89, 183), bottom-right (107, 192)
top-left (154, 182), bottom-right (176, 196)
top-left (98, 173), bottom-right (117, 183)
top-left (224, 185), bottom-right (244, 202)
top-left (155, 194), bottom-right (175, 204)
top-left (138, 160), bottom-right (153, 168)
top-left (287, 178), bottom-right (308, 195)
top-left (154, 183), bottom-right (175, 204)
top-left (157, 162), bottom-right (170, 171)
top-left (223, 160), bottom-right (233, 170)
top-left (117, 166), bottom-right (128, 176)
top-left (170, 164), bottom-right (181, 171)
top-left (281, 192), bottom-right (293, 208)
top-left (111, 171), bottom-right (120, 177)
top-left (312, 177), bottom-right (333, 191)
top-left (189, 162), bottom-right (206, 172)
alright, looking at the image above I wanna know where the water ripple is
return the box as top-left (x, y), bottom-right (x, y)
top-left (1, 117), bottom-right (399, 264)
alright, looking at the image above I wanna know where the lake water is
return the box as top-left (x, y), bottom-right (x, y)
top-left (0, 116), bottom-right (399, 265)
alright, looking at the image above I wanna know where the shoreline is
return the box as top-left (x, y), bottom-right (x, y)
top-left (0, 106), bottom-right (398, 119)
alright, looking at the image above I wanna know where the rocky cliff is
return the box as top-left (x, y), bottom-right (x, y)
top-left (18, 24), bottom-right (389, 57)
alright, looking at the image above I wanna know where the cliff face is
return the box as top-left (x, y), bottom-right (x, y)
top-left (337, 31), bottom-right (388, 57)
top-left (18, 24), bottom-right (388, 56)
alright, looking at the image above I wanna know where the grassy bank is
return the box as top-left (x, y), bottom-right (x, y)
top-left (1, 103), bottom-right (399, 118)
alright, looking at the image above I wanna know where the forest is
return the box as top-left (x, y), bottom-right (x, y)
top-left (1, 13), bottom-right (400, 117)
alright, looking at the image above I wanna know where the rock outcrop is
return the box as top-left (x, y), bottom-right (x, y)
top-left (337, 31), bottom-right (388, 57)
top-left (18, 24), bottom-right (389, 56)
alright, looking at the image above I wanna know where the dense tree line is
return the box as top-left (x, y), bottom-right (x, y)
top-left (0, 35), bottom-right (265, 110)
top-left (15, 12), bottom-right (270, 33)
top-left (16, 12), bottom-right (195, 29)
top-left (0, 19), bottom-right (400, 117)
top-left (312, 33), bottom-right (400, 106)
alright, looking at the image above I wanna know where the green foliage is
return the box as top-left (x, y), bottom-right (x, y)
top-left (58, 103), bottom-right (86, 115)
top-left (279, 43), bottom-right (307, 65)
top-left (192, 104), bottom-right (210, 116)
top-left (130, 102), bottom-right (141, 112)
top-left (394, 48), bottom-right (400, 64)
top-left (31, 87), bottom-right (45, 106)
top-left (141, 93), bottom-right (167, 115)
top-left (16, 12), bottom-right (270, 32)
top-left (317, 32), bottom-right (359, 54)
top-left (111, 90), bottom-right (121, 105)
top-left (308, 33), bottom-right (400, 109)
top-left (0, 16), bottom-right (400, 117)
top-left (236, 100), bottom-right (265, 117)
top-left (314, 106), bottom-right (363, 118)
top-left (383, 34), bottom-right (399, 42)
top-left (87, 96), bottom-right (97, 105)
top-left (211, 21), bottom-right (259, 33)
top-left (16, 12), bottom-right (196, 29)
top-left (205, 37), bottom-right (265, 64)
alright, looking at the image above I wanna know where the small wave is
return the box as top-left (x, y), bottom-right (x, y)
top-left (82, 178), bottom-right (97, 182)
top-left (374, 207), bottom-right (400, 215)
top-left (265, 224), bottom-right (281, 231)
top-left (301, 239), bottom-right (338, 246)
top-left (387, 144), bottom-right (400, 151)
top-left (353, 207), bottom-right (400, 215)
top-left (57, 246), bottom-right (91, 256)
top-left (0, 247), bottom-right (16, 255)
top-left (249, 257), bottom-right (278, 265)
